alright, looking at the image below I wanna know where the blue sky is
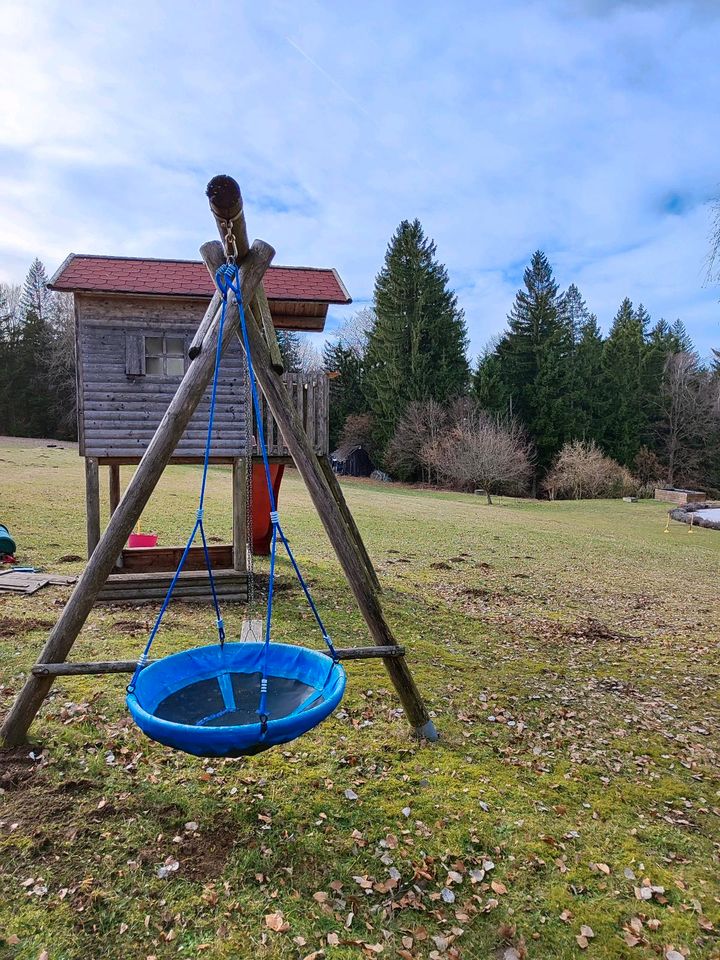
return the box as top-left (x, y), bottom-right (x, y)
top-left (1, 0), bottom-right (719, 359)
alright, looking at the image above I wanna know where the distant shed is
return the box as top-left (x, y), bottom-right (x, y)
top-left (330, 444), bottom-right (374, 478)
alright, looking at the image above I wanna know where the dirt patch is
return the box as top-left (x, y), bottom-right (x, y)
top-left (462, 587), bottom-right (492, 599)
top-left (0, 746), bottom-right (41, 791)
top-left (111, 619), bottom-right (147, 634)
top-left (0, 616), bottom-right (55, 638)
top-left (430, 561), bottom-right (452, 570)
top-left (139, 822), bottom-right (236, 882)
top-left (57, 554), bottom-right (83, 563)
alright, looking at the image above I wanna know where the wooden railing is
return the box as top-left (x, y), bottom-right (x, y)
top-left (256, 372), bottom-right (329, 456)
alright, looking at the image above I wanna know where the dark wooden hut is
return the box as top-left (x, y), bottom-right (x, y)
top-left (330, 444), bottom-right (374, 478)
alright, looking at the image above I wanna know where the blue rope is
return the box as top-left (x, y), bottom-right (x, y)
top-left (220, 264), bottom-right (337, 727)
top-left (129, 261), bottom-right (338, 721)
top-left (128, 276), bottom-right (229, 692)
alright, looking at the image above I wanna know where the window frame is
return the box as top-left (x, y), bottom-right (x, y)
top-left (144, 332), bottom-right (188, 379)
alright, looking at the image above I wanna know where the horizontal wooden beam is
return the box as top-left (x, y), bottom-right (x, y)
top-left (32, 646), bottom-right (406, 676)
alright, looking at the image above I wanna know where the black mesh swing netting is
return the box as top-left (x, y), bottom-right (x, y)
top-left (154, 672), bottom-right (324, 727)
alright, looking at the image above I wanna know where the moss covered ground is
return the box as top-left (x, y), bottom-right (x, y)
top-left (1, 438), bottom-right (719, 960)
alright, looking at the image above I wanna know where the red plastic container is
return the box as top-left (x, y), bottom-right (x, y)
top-left (128, 532), bottom-right (159, 548)
top-left (252, 463), bottom-right (285, 555)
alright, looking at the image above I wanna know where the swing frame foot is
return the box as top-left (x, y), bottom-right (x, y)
top-left (414, 719), bottom-right (439, 742)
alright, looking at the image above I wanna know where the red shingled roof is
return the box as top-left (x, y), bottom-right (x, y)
top-left (49, 254), bottom-right (351, 304)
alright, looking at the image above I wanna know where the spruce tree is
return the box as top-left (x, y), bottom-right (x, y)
top-left (602, 298), bottom-right (647, 464)
top-left (473, 343), bottom-right (509, 414)
top-left (20, 258), bottom-right (53, 323)
top-left (573, 312), bottom-right (606, 443)
top-left (495, 251), bottom-right (572, 473)
top-left (366, 219), bottom-right (469, 451)
top-left (276, 330), bottom-right (302, 371)
top-left (323, 339), bottom-right (368, 450)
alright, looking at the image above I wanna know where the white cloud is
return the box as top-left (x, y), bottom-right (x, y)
top-left (0, 0), bottom-right (718, 357)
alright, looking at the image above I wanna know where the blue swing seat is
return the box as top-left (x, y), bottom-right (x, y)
top-left (127, 642), bottom-right (346, 757)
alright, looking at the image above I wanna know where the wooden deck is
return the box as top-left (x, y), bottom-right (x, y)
top-left (97, 568), bottom-right (248, 603)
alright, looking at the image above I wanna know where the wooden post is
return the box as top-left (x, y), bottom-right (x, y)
top-left (232, 458), bottom-right (247, 573)
top-left (31, 645), bottom-right (405, 676)
top-left (317, 454), bottom-right (381, 593)
top-left (205, 175), bottom-right (285, 375)
top-left (201, 237), bottom-right (436, 741)
top-left (109, 464), bottom-right (121, 515)
top-left (85, 458), bottom-right (100, 558)
top-left (0, 240), bottom-right (275, 747)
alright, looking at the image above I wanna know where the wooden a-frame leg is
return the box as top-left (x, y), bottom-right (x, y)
top-left (0, 240), bottom-right (275, 747)
top-left (200, 238), bottom-right (437, 741)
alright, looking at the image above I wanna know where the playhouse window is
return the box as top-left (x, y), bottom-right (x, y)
top-left (145, 335), bottom-right (186, 377)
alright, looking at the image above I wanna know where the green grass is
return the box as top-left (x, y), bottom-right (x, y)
top-left (1, 436), bottom-right (719, 959)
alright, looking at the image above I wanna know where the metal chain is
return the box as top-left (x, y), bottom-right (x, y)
top-left (222, 219), bottom-right (239, 265)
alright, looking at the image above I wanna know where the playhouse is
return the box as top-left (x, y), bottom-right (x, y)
top-left (49, 254), bottom-right (351, 601)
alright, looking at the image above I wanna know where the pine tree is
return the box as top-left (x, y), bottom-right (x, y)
top-left (473, 343), bottom-right (509, 414)
top-left (323, 339), bottom-right (368, 450)
top-left (276, 330), bottom-right (302, 371)
top-left (20, 258), bottom-right (53, 323)
top-left (573, 312), bottom-right (607, 443)
top-left (602, 298), bottom-right (648, 465)
top-left (366, 219), bottom-right (469, 451)
top-left (495, 251), bottom-right (573, 473)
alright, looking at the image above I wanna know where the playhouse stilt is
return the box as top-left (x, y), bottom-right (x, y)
top-left (201, 237), bottom-right (437, 740)
top-left (85, 457), bottom-right (100, 558)
top-left (109, 464), bottom-right (121, 515)
top-left (0, 240), bottom-right (275, 747)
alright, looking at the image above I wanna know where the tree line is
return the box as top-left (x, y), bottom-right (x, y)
top-left (323, 224), bottom-right (720, 496)
top-left (3, 241), bottom-right (719, 499)
top-left (0, 259), bottom-right (76, 440)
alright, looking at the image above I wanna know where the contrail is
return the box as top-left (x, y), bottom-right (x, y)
top-left (285, 36), bottom-right (371, 118)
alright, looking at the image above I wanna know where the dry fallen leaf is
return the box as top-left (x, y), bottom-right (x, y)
top-left (264, 912), bottom-right (289, 933)
top-left (491, 880), bottom-right (508, 895)
top-left (580, 925), bottom-right (594, 939)
top-left (576, 935), bottom-right (589, 950)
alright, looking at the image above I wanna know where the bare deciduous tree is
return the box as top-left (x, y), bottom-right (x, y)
top-left (426, 410), bottom-right (533, 503)
top-left (46, 292), bottom-right (77, 438)
top-left (385, 399), bottom-right (449, 482)
top-left (339, 412), bottom-right (375, 454)
top-left (544, 440), bottom-right (636, 500)
top-left (659, 351), bottom-right (719, 486)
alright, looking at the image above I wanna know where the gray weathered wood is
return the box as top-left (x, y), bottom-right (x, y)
top-left (31, 645), bottom-right (405, 676)
top-left (77, 312), bottom-right (250, 459)
top-left (201, 238), bottom-right (436, 739)
top-left (109, 464), bottom-right (121, 515)
top-left (318, 454), bottom-right (381, 593)
top-left (232, 458), bottom-right (248, 573)
top-left (0, 239), bottom-right (275, 748)
top-left (85, 457), bottom-right (100, 558)
top-left (205, 175), bottom-right (285, 374)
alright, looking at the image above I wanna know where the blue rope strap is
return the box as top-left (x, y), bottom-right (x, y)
top-left (129, 261), bottom-right (338, 728)
top-left (128, 270), bottom-right (229, 692)
top-left (219, 263), bottom-right (338, 727)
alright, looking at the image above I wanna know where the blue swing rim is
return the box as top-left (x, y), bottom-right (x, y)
top-left (126, 641), bottom-right (347, 757)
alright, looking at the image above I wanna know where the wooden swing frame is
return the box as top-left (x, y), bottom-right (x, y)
top-left (1, 175), bottom-right (437, 747)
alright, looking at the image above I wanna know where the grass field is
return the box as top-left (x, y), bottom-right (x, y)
top-left (1, 437), bottom-right (720, 960)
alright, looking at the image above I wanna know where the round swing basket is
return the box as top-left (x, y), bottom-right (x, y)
top-left (127, 642), bottom-right (347, 757)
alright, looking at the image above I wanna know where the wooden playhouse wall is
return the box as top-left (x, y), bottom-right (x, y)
top-left (75, 293), bottom-right (249, 460)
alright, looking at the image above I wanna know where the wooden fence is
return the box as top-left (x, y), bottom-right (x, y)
top-left (257, 372), bottom-right (330, 456)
